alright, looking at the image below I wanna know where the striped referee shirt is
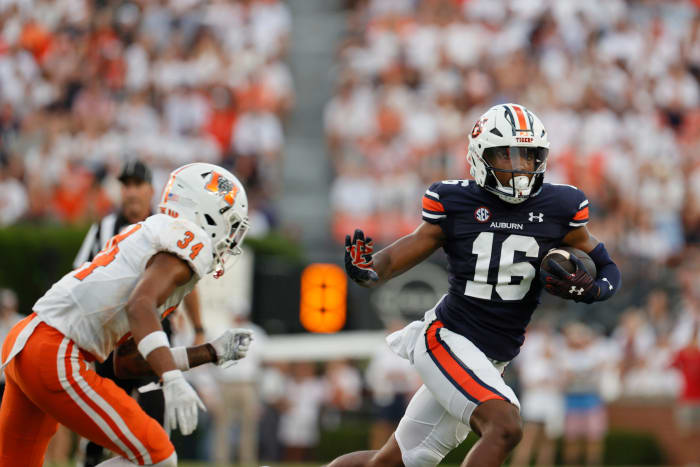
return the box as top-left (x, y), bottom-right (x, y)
top-left (73, 212), bottom-right (146, 269)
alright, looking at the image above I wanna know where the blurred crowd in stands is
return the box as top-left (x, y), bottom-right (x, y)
top-left (0, 0), bottom-right (293, 235)
top-left (2, 0), bottom-right (700, 464)
top-left (326, 0), bottom-right (700, 264)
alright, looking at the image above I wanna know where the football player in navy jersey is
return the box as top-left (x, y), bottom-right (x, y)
top-left (332, 103), bottom-right (621, 467)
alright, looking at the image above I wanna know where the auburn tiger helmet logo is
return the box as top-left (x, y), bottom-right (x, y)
top-left (471, 117), bottom-right (487, 138)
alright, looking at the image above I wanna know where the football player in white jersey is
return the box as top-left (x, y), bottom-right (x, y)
top-left (75, 160), bottom-right (209, 467)
top-left (0, 163), bottom-right (253, 467)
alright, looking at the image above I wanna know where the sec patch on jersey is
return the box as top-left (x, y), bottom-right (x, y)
top-left (540, 247), bottom-right (597, 279)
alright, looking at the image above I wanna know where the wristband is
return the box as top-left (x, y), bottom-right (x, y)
top-left (205, 343), bottom-right (218, 364)
top-left (194, 326), bottom-right (205, 334)
top-left (161, 369), bottom-right (183, 384)
top-left (588, 242), bottom-right (621, 301)
top-left (171, 346), bottom-right (190, 371)
top-left (137, 331), bottom-right (170, 360)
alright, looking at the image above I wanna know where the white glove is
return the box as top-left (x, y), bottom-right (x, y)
top-left (162, 370), bottom-right (205, 435)
top-left (210, 328), bottom-right (254, 367)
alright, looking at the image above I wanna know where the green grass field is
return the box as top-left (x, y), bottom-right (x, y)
top-left (41, 428), bottom-right (672, 467)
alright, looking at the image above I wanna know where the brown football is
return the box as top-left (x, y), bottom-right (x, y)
top-left (540, 246), bottom-right (596, 278)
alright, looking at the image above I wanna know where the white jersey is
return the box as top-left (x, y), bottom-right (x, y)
top-left (33, 214), bottom-right (214, 362)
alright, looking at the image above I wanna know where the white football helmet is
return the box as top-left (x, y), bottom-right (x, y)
top-left (159, 163), bottom-right (249, 277)
top-left (467, 103), bottom-right (549, 204)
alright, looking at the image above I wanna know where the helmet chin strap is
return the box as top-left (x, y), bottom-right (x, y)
top-left (212, 248), bottom-right (226, 279)
top-left (497, 193), bottom-right (528, 204)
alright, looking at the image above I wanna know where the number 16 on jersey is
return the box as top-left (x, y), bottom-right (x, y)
top-left (465, 233), bottom-right (539, 301)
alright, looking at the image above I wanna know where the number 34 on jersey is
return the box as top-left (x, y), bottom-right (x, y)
top-left (74, 223), bottom-right (206, 281)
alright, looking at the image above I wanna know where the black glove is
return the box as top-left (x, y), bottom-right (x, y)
top-left (540, 254), bottom-right (599, 303)
top-left (344, 229), bottom-right (379, 286)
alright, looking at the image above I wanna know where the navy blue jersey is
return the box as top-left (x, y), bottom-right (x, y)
top-left (421, 180), bottom-right (590, 362)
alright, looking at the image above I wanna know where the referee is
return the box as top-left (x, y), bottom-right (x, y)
top-left (74, 160), bottom-right (206, 467)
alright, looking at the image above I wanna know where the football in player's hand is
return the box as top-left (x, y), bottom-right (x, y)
top-left (540, 247), bottom-right (597, 280)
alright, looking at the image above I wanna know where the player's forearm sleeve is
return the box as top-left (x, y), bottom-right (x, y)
top-left (588, 242), bottom-right (621, 301)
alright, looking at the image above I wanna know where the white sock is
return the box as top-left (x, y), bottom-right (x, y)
top-left (95, 457), bottom-right (137, 467)
top-left (95, 451), bottom-right (177, 466)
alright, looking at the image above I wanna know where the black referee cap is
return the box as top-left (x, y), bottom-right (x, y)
top-left (118, 160), bottom-right (152, 184)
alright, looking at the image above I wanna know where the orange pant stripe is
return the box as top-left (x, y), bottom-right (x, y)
top-left (61, 338), bottom-right (149, 463)
top-left (0, 316), bottom-right (173, 467)
top-left (425, 320), bottom-right (509, 404)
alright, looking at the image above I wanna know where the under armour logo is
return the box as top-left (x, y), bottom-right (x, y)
top-left (569, 286), bottom-right (584, 296)
top-left (529, 212), bottom-right (543, 222)
top-left (602, 278), bottom-right (613, 290)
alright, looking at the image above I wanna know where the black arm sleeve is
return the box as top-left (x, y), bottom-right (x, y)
top-left (588, 242), bottom-right (621, 301)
